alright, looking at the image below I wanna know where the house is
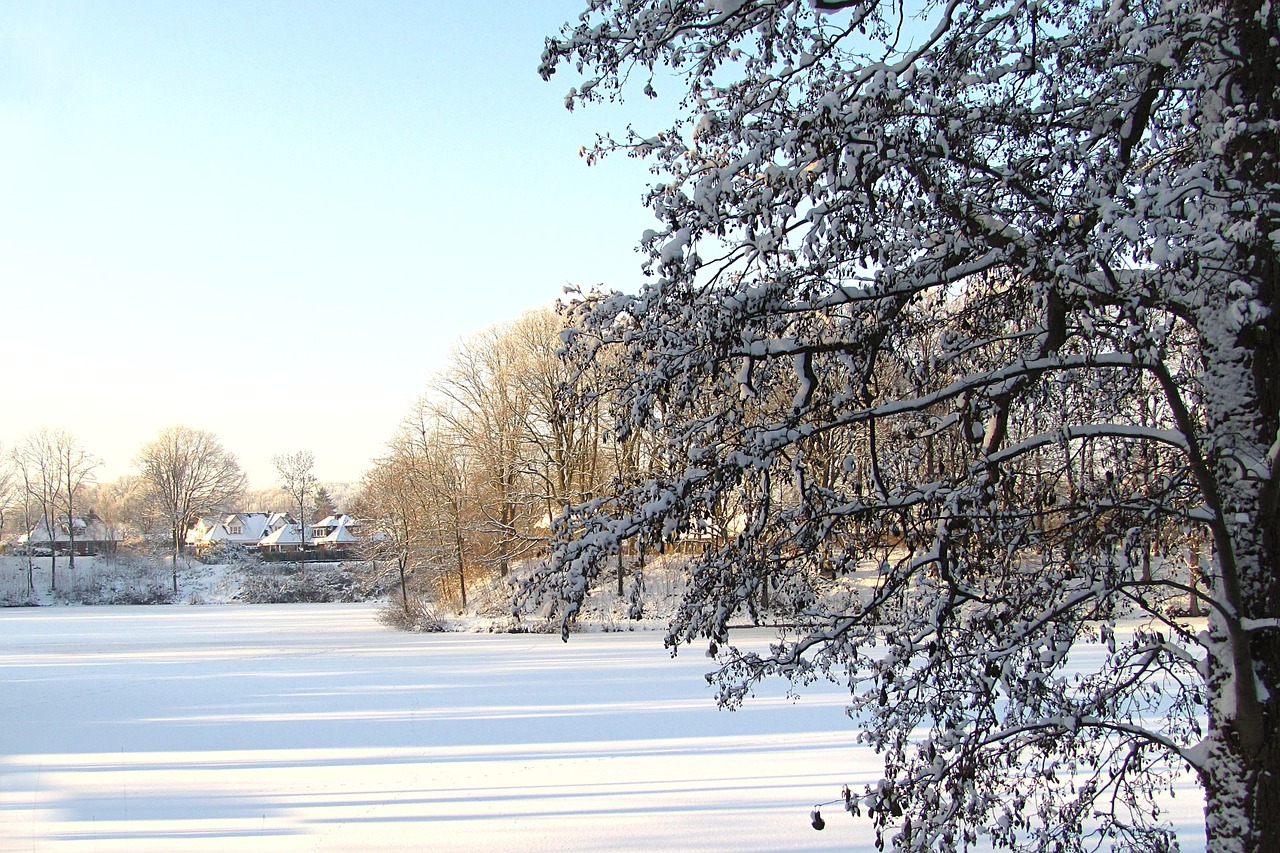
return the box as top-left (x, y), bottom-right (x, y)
top-left (186, 512), bottom-right (293, 552)
top-left (259, 522), bottom-right (311, 552)
top-left (17, 512), bottom-right (125, 556)
top-left (311, 515), bottom-right (359, 550)
top-left (304, 512), bottom-right (355, 545)
top-left (184, 510), bottom-right (361, 554)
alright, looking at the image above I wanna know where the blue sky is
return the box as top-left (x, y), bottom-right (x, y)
top-left (1, 2), bottom-right (665, 487)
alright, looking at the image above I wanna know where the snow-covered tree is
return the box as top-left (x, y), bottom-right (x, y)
top-left (136, 425), bottom-right (247, 592)
top-left (525, 0), bottom-right (1279, 849)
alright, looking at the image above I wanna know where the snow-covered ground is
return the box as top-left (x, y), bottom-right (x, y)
top-left (2, 603), bottom-right (881, 852)
top-left (0, 557), bottom-right (1209, 851)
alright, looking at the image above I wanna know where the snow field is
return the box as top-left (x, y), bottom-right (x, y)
top-left (2, 604), bottom-right (871, 852)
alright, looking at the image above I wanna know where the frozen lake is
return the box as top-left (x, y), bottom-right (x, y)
top-left (0, 604), bottom-right (871, 852)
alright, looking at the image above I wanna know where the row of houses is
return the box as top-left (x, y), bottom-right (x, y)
top-left (185, 512), bottom-right (360, 553)
top-left (7, 511), bottom-right (362, 557)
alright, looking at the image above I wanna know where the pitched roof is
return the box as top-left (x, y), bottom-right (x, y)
top-left (225, 512), bottom-right (272, 542)
top-left (259, 523), bottom-right (311, 547)
top-left (319, 523), bottom-right (358, 544)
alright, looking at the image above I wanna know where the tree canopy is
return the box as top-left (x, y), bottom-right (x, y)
top-left (526, 0), bottom-right (1279, 849)
top-left (136, 425), bottom-right (247, 590)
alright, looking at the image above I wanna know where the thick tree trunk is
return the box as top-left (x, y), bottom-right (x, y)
top-left (1202, 642), bottom-right (1280, 851)
top-left (1196, 342), bottom-right (1280, 851)
top-left (1254, 638), bottom-right (1280, 845)
top-left (1188, 184), bottom-right (1278, 844)
top-left (1196, 278), bottom-right (1279, 850)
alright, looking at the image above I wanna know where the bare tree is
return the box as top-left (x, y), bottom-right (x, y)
top-left (361, 404), bottom-right (480, 616)
top-left (361, 449), bottom-right (430, 617)
top-left (15, 429), bottom-right (66, 590)
top-left (401, 401), bottom-right (477, 609)
top-left (136, 426), bottom-right (247, 593)
top-left (509, 308), bottom-right (605, 522)
top-left (55, 431), bottom-right (99, 571)
top-left (91, 475), bottom-right (148, 552)
top-left (0, 443), bottom-right (13, 543)
top-left (0, 446), bottom-right (28, 593)
top-left (9, 444), bottom-right (38, 594)
top-left (434, 328), bottom-right (535, 578)
top-left (273, 450), bottom-right (317, 573)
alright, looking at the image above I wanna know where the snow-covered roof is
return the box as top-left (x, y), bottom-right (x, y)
top-left (21, 515), bottom-right (125, 545)
top-left (318, 523), bottom-right (358, 545)
top-left (202, 523), bottom-right (231, 544)
top-left (260, 523), bottom-right (311, 547)
top-left (224, 512), bottom-right (272, 543)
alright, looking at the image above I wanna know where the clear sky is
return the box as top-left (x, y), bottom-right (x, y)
top-left (0, 2), bottom-right (664, 488)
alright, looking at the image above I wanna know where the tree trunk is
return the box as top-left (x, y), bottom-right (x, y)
top-left (398, 556), bottom-right (410, 615)
top-left (172, 526), bottom-right (181, 595)
top-left (617, 546), bottom-right (625, 597)
top-left (1195, 282), bottom-right (1279, 849)
top-left (298, 499), bottom-right (307, 577)
top-left (1187, 547), bottom-right (1203, 618)
top-left (1202, 645), bottom-right (1280, 851)
top-left (46, 510), bottom-right (58, 591)
top-left (454, 526), bottom-right (467, 609)
top-left (1256, 637), bottom-right (1280, 843)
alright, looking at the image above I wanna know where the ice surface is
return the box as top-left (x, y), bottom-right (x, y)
top-left (0, 604), bottom-right (871, 852)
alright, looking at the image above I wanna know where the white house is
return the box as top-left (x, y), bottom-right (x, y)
top-left (259, 522), bottom-right (312, 552)
top-left (312, 515), bottom-right (359, 550)
top-left (186, 512), bottom-right (293, 552)
top-left (185, 511), bottom-right (361, 554)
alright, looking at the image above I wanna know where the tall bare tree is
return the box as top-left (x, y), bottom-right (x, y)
top-left (136, 425), bottom-right (247, 593)
top-left (0, 443), bottom-right (13, 544)
top-left (510, 308), bottom-right (605, 521)
top-left (434, 329), bottom-right (532, 577)
top-left (273, 450), bottom-right (317, 572)
top-left (361, 449), bottom-right (430, 616)
top-left (9, 444), bottom-right (38, 594)
top-left (361, 400), bottom-right (484, 614)
top-left (55, 431), bottom-right (99, 570)
top-left (15, 429), bottom-right (66, 590)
